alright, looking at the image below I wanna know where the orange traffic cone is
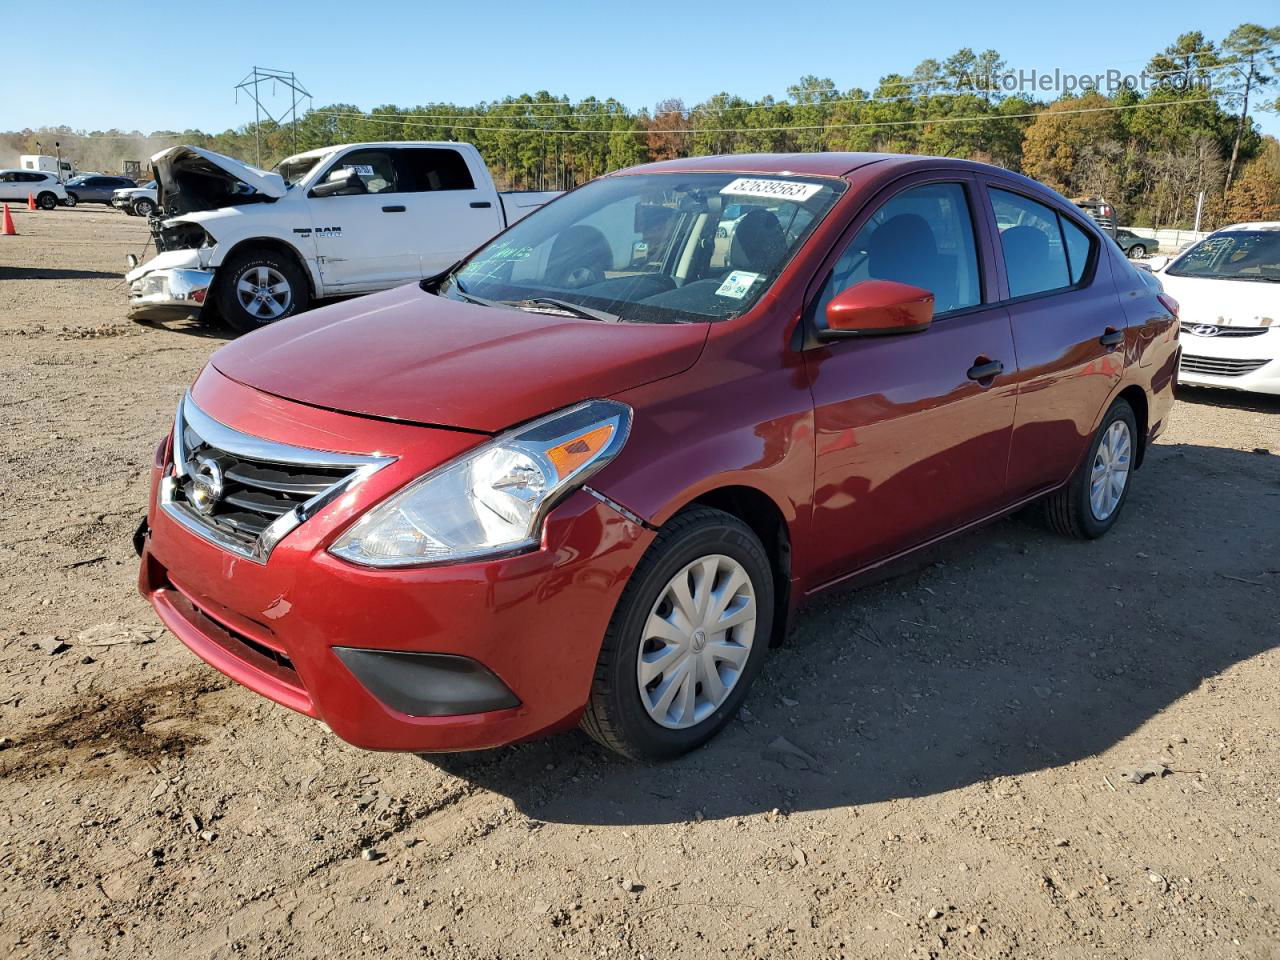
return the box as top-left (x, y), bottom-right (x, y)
top-left (2, 204), bottom-right (16, 236)
top-left (27, 193), bottom-right (36, 211)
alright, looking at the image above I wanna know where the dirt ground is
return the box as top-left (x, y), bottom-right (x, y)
top-left (1, 204), bottom-right (1278, 960)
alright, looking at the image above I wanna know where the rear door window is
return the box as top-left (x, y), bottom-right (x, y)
top-left (990, 189), bottom-right (1093, 297)
top-left (395, 148), bottom-right (476, 192)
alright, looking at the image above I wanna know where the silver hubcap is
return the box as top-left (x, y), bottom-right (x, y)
top-left (236, 265), bottom-right (292, 320)
top-left (637, 554), bottom-right (756, 730)
top-left (1089, 420), bottom-right (1131, 521)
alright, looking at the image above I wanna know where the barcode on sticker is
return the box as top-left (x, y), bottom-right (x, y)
top-left (720, 178), bottom-right (822, 202)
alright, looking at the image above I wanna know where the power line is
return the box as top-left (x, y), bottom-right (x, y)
top-left (315, 96), bottom-right (1217, 136)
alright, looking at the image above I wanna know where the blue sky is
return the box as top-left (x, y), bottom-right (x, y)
top-left (8, 0), bottom-right (1278, 136)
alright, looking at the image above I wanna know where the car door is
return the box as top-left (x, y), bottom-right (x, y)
top-left (978, 181), bottom-right (1124, 499)
top-left (307, 147), bottom-right (420, 292)
top-left (392, 147), bottom-right (504, 276)
top-left (804, 174), bottom-right (1018, 585)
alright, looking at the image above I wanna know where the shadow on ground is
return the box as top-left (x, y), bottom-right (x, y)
top-left (1174, 384), bottom-right (1280, 419)
top-left (0, 266), bottom-right (122, 281)
top-left (425, 441), bottom-right (1280, 824)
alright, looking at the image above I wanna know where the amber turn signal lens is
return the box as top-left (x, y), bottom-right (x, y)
top-left (547, 424), bottom-right (615, 477)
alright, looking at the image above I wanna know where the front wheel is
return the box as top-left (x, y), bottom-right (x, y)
top-left (37, 191), bottom-right (59, 210)
top-left (581, 506), bottom-right (774, 760)
top-left (215, 248), bottom-right (310, 335)
top-left (1043, 398), bottom-right (1138, 539)
top-left (132, 197), bottom-right (156, 218)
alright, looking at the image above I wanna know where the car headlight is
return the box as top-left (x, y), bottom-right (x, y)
top-left (329, 400), bottom-right (631, 567)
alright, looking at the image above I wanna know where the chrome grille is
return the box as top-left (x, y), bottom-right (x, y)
top-left (1180, 322), bottom-right (1270, 338)
top-left (1179, 355), bottom-right (1271, 378)
top-left (160, 394), bottom-right (393, 563)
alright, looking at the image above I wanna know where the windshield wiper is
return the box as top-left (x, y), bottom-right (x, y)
top-left (508, 297), bottom-right (620, 323)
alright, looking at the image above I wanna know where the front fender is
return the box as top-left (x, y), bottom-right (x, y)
top-left (591, 362), bottom-right (815, 562)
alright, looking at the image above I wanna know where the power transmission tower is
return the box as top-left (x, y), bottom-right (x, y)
top-left (234, 67), bottom-right (313, 168)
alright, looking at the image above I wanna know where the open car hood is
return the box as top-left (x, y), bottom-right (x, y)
top-left (150, 145), bottom-right (286, 216)
top-left (209, 284), bottom-right (709, 433)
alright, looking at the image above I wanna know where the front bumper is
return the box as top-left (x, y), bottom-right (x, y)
top-left (1178, 327), bottom-right (1280, 396)
top-left (127, 267), bottom-right (214, 322)
top-left (137, 370), bottom-right (654, 752)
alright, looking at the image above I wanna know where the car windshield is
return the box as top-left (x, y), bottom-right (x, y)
top-left (1167, 230), bottom-right (1280, 281)
top-left (440, 172), bottom-right (844, 324)
top-left (274, 153), bottom-right (330, 188)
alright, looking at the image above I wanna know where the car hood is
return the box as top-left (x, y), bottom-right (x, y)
top-left (150, 145), bottom-right (286, 216)
top-left (210, 284), bottom-right (710, 433)
top-left (1157, 272), bottom-right (1279, 327)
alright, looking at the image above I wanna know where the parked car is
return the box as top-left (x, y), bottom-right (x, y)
top-left (112, 180), bottom-right (159, 217)
top-left (1147, 222), bottom-right (1279, 395)
top-left (0, 169), bottom-right (67, 209)
top-left (63, 174), bottom-right (137, 207)
top-left (124, 142), bottom-right (561, 333)
top-left (135, 153), bottom-right (1179, 761)
top-left (1114, 228), bottom-right (1160, 259)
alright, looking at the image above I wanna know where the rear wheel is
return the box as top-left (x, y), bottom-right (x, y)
top-left (581, 506), bottom-right (773, 760)
top-left (37, 191), bottom-right (59, 210)
top-left (215, 247), bottom-right (309, 335)
top-left (1127, 243), bottom-right (1146, 259)
top-left (1043, 399), bottom-right (1137, 539)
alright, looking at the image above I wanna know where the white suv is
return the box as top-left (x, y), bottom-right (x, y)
top-left (0, 170), bottom-right (68, 210)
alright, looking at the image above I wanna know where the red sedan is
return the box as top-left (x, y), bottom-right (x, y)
top-left (136, 153), bottom-right (1180, 760)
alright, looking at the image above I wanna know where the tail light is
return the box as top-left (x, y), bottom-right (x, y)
top-left (1157, 293), bottom-right (1179, 318)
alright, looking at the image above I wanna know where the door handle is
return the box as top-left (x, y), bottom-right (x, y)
top-left (967, 358), bottom-right (1004, 382)
top-left (381, 204), bottom-right (406, 213)
top-left (1099, 328), bottom-right (1124, 348)
top-left (470, 201), bottom-right (492, 209)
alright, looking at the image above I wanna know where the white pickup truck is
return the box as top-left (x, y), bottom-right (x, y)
top-left (125, 142), bottom-right (560, 333)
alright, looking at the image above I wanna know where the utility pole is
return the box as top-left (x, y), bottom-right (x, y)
top-left (1193, 191), bottom-right (1205, 234)
top-left (234, 67), bottom-right (313, 168)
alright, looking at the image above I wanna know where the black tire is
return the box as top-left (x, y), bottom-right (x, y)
top-left (37, 191), bottom-right (59, 210)
top-left (1043, 398), bottom-right (1138, 539)
top-left (132, 198), bottom-right (156, 218)
top-left (581, 506), bottom-right (774, 761)
top-left (1128, 244), bottom-right (1146, 259)
top-left (215, 247), bottom-right (310, 335)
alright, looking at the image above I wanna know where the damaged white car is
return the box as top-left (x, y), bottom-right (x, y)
top-left (125, 143), bottom-right (560, 333)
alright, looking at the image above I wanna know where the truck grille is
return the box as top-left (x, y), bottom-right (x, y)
top-left (160, 394), bottom-right (393, 563)
top-left (1180, 323), bottom-right (1269, 338)
top-left (1179, 355), bottom-right (1270, 378)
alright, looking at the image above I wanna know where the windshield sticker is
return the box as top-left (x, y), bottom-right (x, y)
top-left (716, 270), bottom-right (763, 300)
top-left (720, 178), bottom-right (823, 202)
top-left (349, 164), bottom-right (375, 176)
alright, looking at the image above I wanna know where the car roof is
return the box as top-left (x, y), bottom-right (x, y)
top-left (612, 152), bottom-right (899, 178)
top-left (609, 152), bottom-right (1040, 184)
top-left (0, 168), bottom-right (52, 175)
top-left (282, 141), bottom-right (467, 161)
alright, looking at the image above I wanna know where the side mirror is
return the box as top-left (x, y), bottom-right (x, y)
top-left (125, 253), bottom-right (139, 269)
top-left (1145, 255), bottom-right (1170, 272)
top-left (310, 172), bottom-right (365, 198)
top-left (819, 279), bottom-right (934, 340)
